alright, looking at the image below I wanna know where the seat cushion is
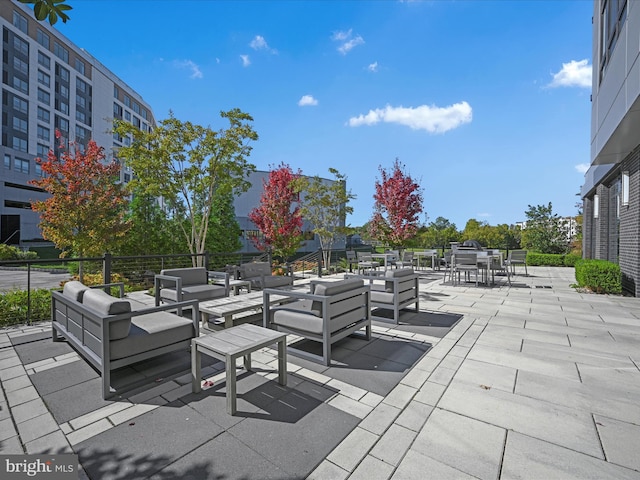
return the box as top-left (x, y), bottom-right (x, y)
top-left (110, 312), bottom-right (194, 361)
top-left (82, 289), bottom-right (132, 340)
top-left (63, 281), bottom-right (89, 302)
top-left (272, 308), bottom-right (324, 334)
top-left (261, 276), bottom-right (293, 288)
top-left (160, 284), bottom-right (225, 302)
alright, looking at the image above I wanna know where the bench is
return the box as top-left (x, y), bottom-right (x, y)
top-left (52, 281), bottom-right (199, 399)
top-left (263, 278), bottom-right (371, 366)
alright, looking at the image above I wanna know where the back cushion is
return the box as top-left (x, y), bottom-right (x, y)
top-left (385, 268), bottom-right (414, 292)
top-left (62, 281), bottom-right (89, 302)
top-left (82, 289), bottom-right (131, 340)
top-left (313, 279), bottom-right (364, 315)
top-left (160, 268), bottom-right (207, 287)
top-left (240, 262), bottom-right (270, 278)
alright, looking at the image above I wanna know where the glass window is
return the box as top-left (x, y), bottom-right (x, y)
top-left (37, 144), bottom-right (49, 159)
top-left (142, 109), bottom-right (148, 120)
top-left (113, 103), bottom-right (123, 117)
top-left (12, 137), bottom-right (28, 153)
top-left (114, 85), bottom-right (120, 99)
top-left (38, 51), bottom-right (51, 69)
top-left (37, 28), bottom-right (50, 49)
top-left (76, 95), bottom-right (86, 109)
top-left (13, 57), bottom-right (28, 75)
top-left (76, 110), bottom-right (86, 124)
top-left (4, 154), bottom-right (11, 169)
top-left (12, 76), bottom-right (28, 94)
top-left (38, 88), bottom-right (50, 105)
top-left (133, 116), bottom-right (141, 128)
top-left (13, 35), bottom-right (29, 56)
top-left (124, 95), bottom-right (131, 107)
top-left (59, 84), bottom-right (69, 99)
top-left (57, 100), bottom-right (69, 115)
top-left (12, 116), bottom-right (28, 133)
top-left (12, 95), bottom-right (28, 114)
top-left (14, 157), bottom-right (29, 174)
top-left (38, 70), bottom-right (50, 87)
top-left (124, 110), bottom-right (131, 121)
top-left (35, 162), bottom-right (42, 176)
top-left (37, 107), bottom-right (50, 123)
top-left (77, 78), bottom-right (88, 93)
top-left (13, 11), bottom-right (28, 34)
top-left (57, 117), bottom-right (69, 133)
top-left (133, 102), bottom-right (140, 114)
top-left (53, 41), bottom-right (69, 63)
top-left (74, 58), bottom-right (85, 75)
top-left (57, 64), bottom-right (70, 82)
top-left (37, 125), bottom-right (50, 141)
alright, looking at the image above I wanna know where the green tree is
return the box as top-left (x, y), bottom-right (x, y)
top-left (18, 0), bottom-right (71, 25)
top-left (418, 217), bottom-right (460, 249)
top-left (299, 168), bottom-right (355, 271)
top-left (520, 202), bottom-right (568, 254)
top-left (30, 136), bottom-right (129, 258)
top-left (114, 109), bottom-right (258, 266)
top-left (206, 189), bottom-right (242, 256)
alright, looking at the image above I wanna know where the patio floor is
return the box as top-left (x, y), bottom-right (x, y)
top-left (2, 266), bottom-right (640, 479)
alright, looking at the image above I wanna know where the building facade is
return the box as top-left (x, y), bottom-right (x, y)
top-left (0, 1), bottom-right (155, 245)
top-left (582, 0), bottom-right (640, 295)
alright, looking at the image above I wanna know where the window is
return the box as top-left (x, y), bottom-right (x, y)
top-left (53, 41), bottom-right (69, 63)
top-left (57, 100), bottom-right (69, 115)
top-left (37, 107), bottom-right (50, 123)
top-left (12, 96), bottom-right (28, 114)
top-left (133, 116), bottom-right (141, 128)
top-left (77, 78), bottom-right (88, 94)
top-left (57, 116), bottom-right (69, 133)
top-left (13, 35), bottom-right (29, 56)
top-left (35, 162), bottom-right (42, 176)
top-left (4, 154), bottom-right (11, 169)
top-left (37, 144), bottom-right (48, 159)
top-left (75, 58), bottom-right (85, 75)
top-left (124, 110), bottom-right (131, 122)
top-left (12, 76), bottom-right (28, 94)
top-left (142, 109), bottom-right (148, 121)
top-left (12, 117), bottom-right (27, 133)
top-left (38, 88), bottom-right (50, 105)
top-left (37, 125), bottom-right (50, 142)
top-left (594, 194), bottom-right (600, 218)
top-left (12, 137), bottom-right (28, 152)
top-left (76, 125), bottom-right (88, 141)
top-left (600, 0), bottom-right (628, 81)
top-left (124, 173), bottom-right (131, 183)
top-left (113, 103), bottom-right (123, 118)
top-left (59, 84), bottom-right (69, 99)
top-left (114, 85), bottom-right (120, 99)
top-left (124, 95), bottom-right (130, 107)
top-left (622, 171), bottom-right (630, 206)
top-left (13, 57), bottom-right (28, 75)
top-left (13, 11), bottom-right (28, 33)
top-left (37, 28), bottom-right (50, 49)
top-left (76, 95), bottom-right (86, 109)
top-left (133, 102), bottom-right (140, 114)
top-left (14, 158), bottom-right (29, 174)
top-left (37, 70), bottom-right (50, 87)
top-left (57, 65), bottom-right (70, 82)
top-left (38, 51), bottom-right (51, 69)
top-left (76, 110), bottom-right (86, 124)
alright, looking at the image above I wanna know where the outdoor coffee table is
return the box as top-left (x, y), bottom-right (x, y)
top-left (191, 323), bottom-right (287, 415)
top-left (199, 290), bottom-right (293, 329)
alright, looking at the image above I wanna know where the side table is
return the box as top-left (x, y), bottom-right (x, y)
top-left (191, 323), bottom-right (287, 415)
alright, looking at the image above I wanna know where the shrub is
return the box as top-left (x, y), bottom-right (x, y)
top-left (0, 288), bottom-right (52, 327)
top-left (574, 259), bottom-right (622, 294)
top-left (0, 244), bottom-right (39, 261)
top-left (564, 253), bottom-right (582, 267)
top-left (526, 252), bottom-right (565, 266)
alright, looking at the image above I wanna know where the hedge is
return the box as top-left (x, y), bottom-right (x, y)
top-left (525, 252), bottom-right (565, 266)
top-left (574, 259), bottom-right (622, 294)
top-left (0, 289), bottom-right (52, 328)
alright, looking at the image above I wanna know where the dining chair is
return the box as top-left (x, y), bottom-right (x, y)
top-left (452, 252), bottom-right (480, 286)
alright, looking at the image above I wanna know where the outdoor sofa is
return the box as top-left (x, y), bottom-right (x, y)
top-left (263, 278), bottom-right (371, 365)
top-left (238, 261), bottom-right (293, 290)
top-left (155, 267), bottom-right (229, 306)
top-left (347, 268), bottom-right (420, 324)
top-left (52, 280), bottom-right (199, 399)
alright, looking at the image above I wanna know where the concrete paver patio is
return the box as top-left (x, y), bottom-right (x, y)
top-left (1, 266), bottom-right (640, 479)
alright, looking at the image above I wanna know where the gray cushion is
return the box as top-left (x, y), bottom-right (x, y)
top-left (160, 267), bottom-right (208, 287)
top-left (160, 284), bottom-right (225, 302)
top-left (82, 289), bottom-right (131, 340)
top-left (240, 262), bottom-right (271, 279)
top-left (385, 268), bottom-right (414, 292)
top-left (272, 309), bottom-right (324, 334)
top-left (314, 279), bottom-right (364, 296)
top-left (110, 311), bottom-right (194, 361)
top-left (63, 281), bottom-right (89, 302)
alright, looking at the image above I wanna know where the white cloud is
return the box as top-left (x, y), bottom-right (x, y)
top-left (348, 101), bottom-right (473, 134)
top-left (575, 163), bottom-right (590, 174)
top-left (368, 61), bottom-right (379, 72)
top-left (548, 59), bottom-right (592, 88)
top-left (249, 35), bottom-right (277, 54)
top-left (298, 95), bottom-right (318, 107)
top-left (331, 29), bottom-right (364, 55)
top-left (240, 55), bottom-right (251, 67)
top-left (173, 59), bottom-right (202, 79)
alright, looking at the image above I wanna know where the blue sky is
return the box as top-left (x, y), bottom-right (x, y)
top-left (57, 0), bottom-right (593, 229)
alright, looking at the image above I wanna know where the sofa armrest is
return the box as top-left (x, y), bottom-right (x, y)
top-left (207, 270), bottom-right (230, 297)
top-left (128, 299), bottom-right (200, 337)
top-left (154, 274), bottom-right (182, 306)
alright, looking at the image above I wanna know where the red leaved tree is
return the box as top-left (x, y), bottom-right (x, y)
top-left (369, 158), bottom-right (424, 248)
top-left (30, 132), bottom-right (130, 258)
top-left (248, 163), bottom-right (304, 262)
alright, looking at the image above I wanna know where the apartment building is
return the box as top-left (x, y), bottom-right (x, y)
top-left (0, 0), bottom-right (155, 245)
top-left (581, 0), bottom-right (640, 295)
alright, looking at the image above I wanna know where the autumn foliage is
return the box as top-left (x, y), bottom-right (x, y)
top-left (369, 158), bottom-right (424, 248)
top-left (30, 133), bottom-right (130, 256)
top-left (248, 163), bottom-right (304, 261)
